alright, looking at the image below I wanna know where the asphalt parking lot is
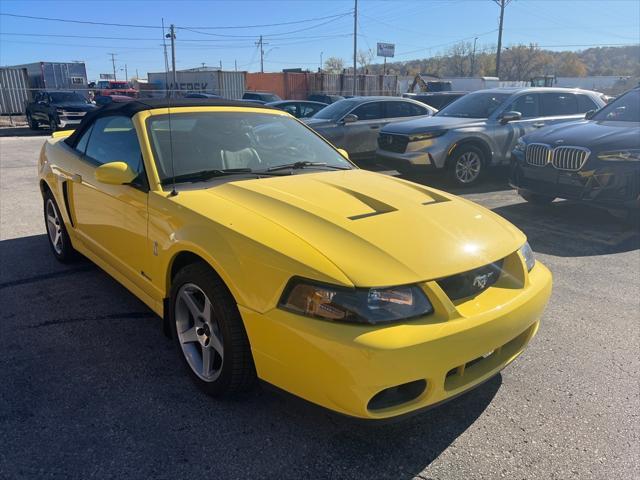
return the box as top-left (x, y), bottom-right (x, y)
top-left (1, 132), bottom-right (638, 480)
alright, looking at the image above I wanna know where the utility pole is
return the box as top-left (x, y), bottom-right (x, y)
top-left (493, 0), bottom-right (512, 78)
top-left (352, 0), bottom-right (358, 95)
top-left (166, 24), bottom-right (177, 97)
top-left (219, 60), bottom-right (223, 70)
top-left (124, 64), bottom-right (128, 81)
top-left (471, 37), bottom-right (478, 77)
top-left (256, 35), bottom-right (268, 73)
top-left (109, 53), bottom-right (117, 80)
top-left (320, 51), bottom-right (323, 71)
top-left (234, 59), bottom-right (237, 72)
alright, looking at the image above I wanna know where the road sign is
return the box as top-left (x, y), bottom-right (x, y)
top-left (99, 73), bottom-right (115, 79)
top-left (377, 43), bottom-right (395, 58)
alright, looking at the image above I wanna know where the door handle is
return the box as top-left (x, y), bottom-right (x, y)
top-left (533, 122), bottom-right (545, 128)
top-left (370, 125), bottom-right (380, 130)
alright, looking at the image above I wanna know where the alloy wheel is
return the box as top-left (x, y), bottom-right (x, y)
top-left (175, 283), bottom-right (224, 382)
top-left (455, 152), bottom-right (482, 184)
top-left (45, 199), bottom-right (63, 255)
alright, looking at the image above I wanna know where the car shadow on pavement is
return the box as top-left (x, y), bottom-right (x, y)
top-left (492, 200), bottom-right (640, 257)
top-left (1, 233), bottom-right (500, 480)
top-left (0, 127), bottom-right (51, 137)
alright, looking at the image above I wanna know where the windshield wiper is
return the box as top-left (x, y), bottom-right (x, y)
top-left (266, 161), bottom-right (351, 172)
top-left (163, 168), bottom-right (253, 185)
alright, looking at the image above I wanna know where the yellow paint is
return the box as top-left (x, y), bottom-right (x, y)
top-left (39, 105), bottom-right (553, 419)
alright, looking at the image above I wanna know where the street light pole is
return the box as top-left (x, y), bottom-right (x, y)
top-left (352, 0), bottom-right (358, 95)
top-left (165, 24), bottom-right (177, 96)
top-left (471, 37), bottom-right (478, 76)
top-left (109, 53), bottom-right (117, 80)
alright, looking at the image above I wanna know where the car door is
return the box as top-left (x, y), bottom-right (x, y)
top-left (539, 92), bottom-right (585, 128)
top-left (491, 93), bottom-right (544, 164)
top-left (299, 103), bottom-right (324, 118)
top-left (33, 93), bottom-right (49, 122)
top-left (343, 101), bottom-right (385, 157)
top-left (67, 115), bottom-right (152, 295)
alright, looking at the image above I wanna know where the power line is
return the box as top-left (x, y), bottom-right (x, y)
top-left (176, 11), bottom-right (353, 30)
top-left (0, 12), bottom-right (163, 29)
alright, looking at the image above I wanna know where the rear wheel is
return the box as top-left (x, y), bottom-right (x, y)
top-left (448, 145), bottom-right (485, 186)
top-left (170, 263), bottom-right (256, 397)
top-left (520, 191), bottom-right (556, 205)
top-left (43, 190), bottom-right (76, 263)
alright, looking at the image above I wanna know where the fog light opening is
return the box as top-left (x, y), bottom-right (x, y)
top-left (367, 379), bottom-right (427, 411)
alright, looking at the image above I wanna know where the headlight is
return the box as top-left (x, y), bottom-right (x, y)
top-left (519, 242), bottom-right (536, 272)
top-left (514, 138), bottom-right (527, 152)
top-left (279, 278), bottom-right (433, 325)
top-left (56, 108), bottom-right (64, 114)
top-left (408, 130), bottom-right (447, 142)
top-left (597, 149), bottom-right (640, 162)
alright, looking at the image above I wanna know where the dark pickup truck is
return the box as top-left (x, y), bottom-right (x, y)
top-left (26, 91), bottom-right (97, 131)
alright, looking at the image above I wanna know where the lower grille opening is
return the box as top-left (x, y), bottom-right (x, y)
top-left (444, 324), bottom-right (535, 391)
top-left (367, 379), bottom-right (427, 411)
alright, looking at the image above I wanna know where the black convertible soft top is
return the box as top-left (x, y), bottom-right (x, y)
top-left (65, 97), bottom-right (272, 148)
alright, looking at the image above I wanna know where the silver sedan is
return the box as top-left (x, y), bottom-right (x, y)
top-left (303, 97), bottom-right (436, 159)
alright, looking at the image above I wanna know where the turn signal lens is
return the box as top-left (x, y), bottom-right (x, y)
top-left (279, 279), bottom-right (433, 325)
top-left (520, 242), bottom-right (536, 272)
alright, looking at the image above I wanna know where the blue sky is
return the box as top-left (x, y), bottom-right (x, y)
top-left (1, 0), bottom-right (638, 81)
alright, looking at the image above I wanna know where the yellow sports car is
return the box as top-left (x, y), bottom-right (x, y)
top-left (38, 99), bottom-right (552, 420)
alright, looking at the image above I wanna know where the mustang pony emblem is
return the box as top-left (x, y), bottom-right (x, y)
top-left (472, 271), bottom-right (494, 289)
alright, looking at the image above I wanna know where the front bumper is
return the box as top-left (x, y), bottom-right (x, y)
top-left (56, 111), bottom-right (90, 128)
top-left (241, 255), bottom-right (552, 420)
top-left (510, 149), bottom-right (640, 210)
top-left (375, 135), bottom-right (450, 170)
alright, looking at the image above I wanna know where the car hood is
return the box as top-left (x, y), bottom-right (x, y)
top-left (524, 120), bottom-right (640, 151)
top-left (184, 169), bottom-right (525, 286)
top-left (54, 102), bottom-right (97, 111)
top-left (381, 116), bottom-right (485, 135)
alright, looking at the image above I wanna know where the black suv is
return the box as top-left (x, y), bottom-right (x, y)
top-left (510, 87), bottom-right (640, 214)
top-left (26, 91), bottom-right (96, 131)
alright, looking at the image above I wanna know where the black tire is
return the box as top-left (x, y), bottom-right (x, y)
top-left (170, 262), bottom-right (256, 397)
top-left (48, 116), bottom-right (57, 131)
top-left (447, 145), bottom-right (485, 187)
top-left (520, 191), bottom-right (556, 205)
top-left (43, 190), bottom-right (77, 263)
top-left (27, 113), bottom-right (39, 130)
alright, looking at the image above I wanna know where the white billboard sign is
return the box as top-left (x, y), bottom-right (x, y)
top-left (377, 42), bottom-right (395, 58)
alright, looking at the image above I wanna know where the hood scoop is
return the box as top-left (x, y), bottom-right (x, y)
top-left (322, 183), bottom-right (398, 220)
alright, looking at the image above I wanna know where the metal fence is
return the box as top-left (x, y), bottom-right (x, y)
top-left (0, 68), bottom-right (31, 115)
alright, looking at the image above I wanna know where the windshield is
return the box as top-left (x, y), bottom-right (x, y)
top-left (49, 92), bottom-right (87, 103)
top-left (436, 92), bottom-right (510, 118)
top-left (147, 111), bottom-right (353, 184)
top-left (311, 99), bottom-right (359, 120)
top-left (592, 89), bottom-right (639, 122)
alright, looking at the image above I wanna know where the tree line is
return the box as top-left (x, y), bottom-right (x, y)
top-left (323, 44), bottom-right (639, 81)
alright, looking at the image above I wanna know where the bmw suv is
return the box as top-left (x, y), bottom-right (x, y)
top-left (376, 88), bottom-right (605, 186)
top-left (510, 87), bottom-right (639, 217)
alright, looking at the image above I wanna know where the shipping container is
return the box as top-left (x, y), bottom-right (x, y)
top-left (147, 70), bottom-right (246, 99)
top-left (9, 62), bottom-right (88, 95)
top-left (0, 67), bottom-right (31, 115)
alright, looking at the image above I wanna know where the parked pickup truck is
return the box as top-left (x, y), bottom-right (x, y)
top-left (26, 91), bottom-right (97, 131)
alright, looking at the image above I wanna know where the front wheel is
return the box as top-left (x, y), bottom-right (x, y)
top-left (170, 263), bottom-right (256, 397)
top-left (44, 190), bottom-right (76, 263)
top-left (27, 113), bottom-right (39, 130)
top-left (448, 145), bottom-right (485, 186)
top-left (48, 116), bottom-right (58, 131)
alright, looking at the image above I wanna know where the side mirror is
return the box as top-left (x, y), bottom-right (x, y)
top-left (337, 148), bottom-right (350, 160)
top-left (500, 111), bottom-right (522, 124)
top-left (341, 113), bottom-right (358, 124)
top-left (584, 109), bottom-right (596, 120)
top-left (95, 161), bottom-right (137, 185)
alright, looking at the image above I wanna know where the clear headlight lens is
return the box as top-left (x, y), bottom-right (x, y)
top-left (408, 130), bottom-right (447, 142)
top-left (520, 242), bottom-right (536, 272)
top-left (514, 138), bottom-right (527, 152)
top-left (279, 279), bottom-right (433, 325)
top-left (597, 149), bottom-right (640, 162)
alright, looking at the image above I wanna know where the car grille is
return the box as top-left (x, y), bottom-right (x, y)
top-left (525, 143), bottom-right (550, 167)
top-left (552, 146), bottom-right (589, 171)
top-left (525, 144), bottom-right (590, 171)
top-left (378, 133), bottom-right (409, 153)
top-left (437, 259), bottom-right (504, 301)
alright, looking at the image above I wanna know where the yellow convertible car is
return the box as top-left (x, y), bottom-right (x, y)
top-left (38, 99), bottom-right (552, 420)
